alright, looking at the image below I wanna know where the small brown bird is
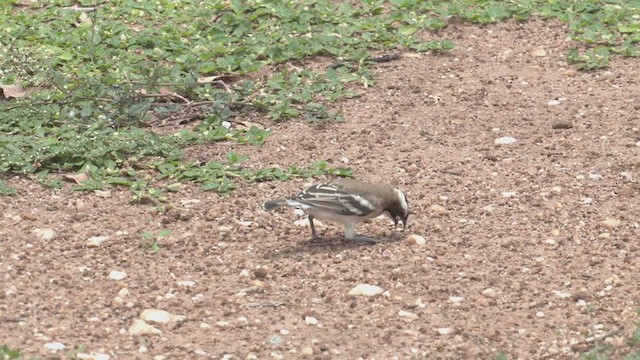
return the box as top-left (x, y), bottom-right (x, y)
top-left (262, 178), bottom-right (409, 242)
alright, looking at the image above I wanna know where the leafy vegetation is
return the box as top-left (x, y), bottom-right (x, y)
top-left (1, 0), bottom-right (639, 196)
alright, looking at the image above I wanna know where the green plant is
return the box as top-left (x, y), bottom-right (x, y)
top-left (0, 180), bottom-right (16, 196)
top-left (141, 229), bottom-right (172, 252)
top-left (0, 345), bottom-right (21, 360)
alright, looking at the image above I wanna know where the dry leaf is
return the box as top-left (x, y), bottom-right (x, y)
top-left (197, 75), bottom-right (223, 84)
top-left (78, 11), bottom-right (92, 25)
top-left (63, 172), bottom-right (91, 185)
top-left (0, 84), bottom-right (27, 99)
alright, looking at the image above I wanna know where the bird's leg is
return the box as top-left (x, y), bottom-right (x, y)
top-left (308, 214), bottom-right (322, 241)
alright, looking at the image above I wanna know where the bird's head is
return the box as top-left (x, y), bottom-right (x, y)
top-left (386, 188), bottom-right (409, 231)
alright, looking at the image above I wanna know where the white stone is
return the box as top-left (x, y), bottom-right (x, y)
top-left (34, 228), bottom-right (56, 241)
top-left (87, 236), bottom-right (109, 247)
top-left (348, 284), bottom-right (384, 297)
top-left (449, 296), bottom-right (464, 304)
top-left (304, 316), bottom-right (319, 325)
top-left (547, 99), bottom-right (560, 106)
top-left (140, 309), bottom-right (185, 324)
top-left (398, 310), bottom-right (418, 320)
top-left (108, 270), bottom-right (127, 280)
top-left (437, 327), bottom-right (451, 335)
top-left (482, 288), bottom-right (497, 298)
top-left (301, 346), bottom-right (314, 355)
top-left (44, 342), bottom-right (65, 350)
top-left (588, 173), bottom-right (603, 181)
top-left (494, 136), bottom-right (517, 145)
top-left (553, 290), bottom-right (572, 299)
top-left (405, 234), bottom-right (426, 246)
top-left (536, 311), bottom-right (545, 318)
top-left (177, 280), bottom-right (196, 287)
top-left (77, 353), bottom-right (111, 360)
top-left (128, 319), bottom-right (161, 335)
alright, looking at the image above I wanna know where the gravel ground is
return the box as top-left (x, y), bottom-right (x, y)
top-left (1, 18), bottom-right (639, 360)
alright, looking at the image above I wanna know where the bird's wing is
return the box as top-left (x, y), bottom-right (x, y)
top-left (294, 183), bottom-right (379, 216)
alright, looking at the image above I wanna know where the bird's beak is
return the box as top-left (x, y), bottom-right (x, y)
top-left (394, 216), bottom-right (408, 231)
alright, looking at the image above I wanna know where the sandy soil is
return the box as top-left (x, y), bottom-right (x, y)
top-left (1, 19), bottom-right (639, 360)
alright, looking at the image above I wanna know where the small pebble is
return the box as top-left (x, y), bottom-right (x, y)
top-left (77, 353), bottom-right (110, 360)
top-left (552, 120), bottom-right (572, 129)
top-left (348, 284), bottom-right (384, 297)
top-left (34, 228), bottom-right (56, 241)
top-left (494, 136), bottom-right (517, 145)
top-left (87, 236), bottom-right (109, 247)
top-left (536, 311), bottom-right (545, 318)
top-left (589, 173), bottom-right (603, 181)
top-left (405, 234), bottom-right (426, 246)
top-left (437, 327), bottom-right (452, 335)
top-left (304, 316), bottom-right (319, 325)
top-left (127, 319), bottom-right (161, 336)
top-left (531, 47), bottom-right (547, 57)
top-left (600, 218), bottom-right (621, 229)
top-left (398, 310), bottom-right (418, 320)
top-left (108, 271), bottom-right (127, 281)
top-left (44, 342), bottom-right (65, 350)
top-left (547, 99), bottom-right (560, 106)
top-left (482, 288), bottom-right (497, 298)
top-left (301, 346), bottom-right (314, 355)
top-left (449, 296), bottom-right (464, 304)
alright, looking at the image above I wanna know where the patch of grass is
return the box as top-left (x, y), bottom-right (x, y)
top-left (1, 0), bottom-right (639, 195)
top-left (0, 345), bottom-right (21, 359)
top-left (0, 180), bottom-right (17, 196)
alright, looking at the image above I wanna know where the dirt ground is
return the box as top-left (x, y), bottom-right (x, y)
top-left (1, 18), bottom-right (639, 360)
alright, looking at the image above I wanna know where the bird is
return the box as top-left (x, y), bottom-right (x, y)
top-left (262, 178), bottom-right (409, 243)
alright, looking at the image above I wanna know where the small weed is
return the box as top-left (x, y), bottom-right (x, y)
top-left (141, 229), bottom-right (172, 252)
top-left (0, 345), bottom-right (21, 359)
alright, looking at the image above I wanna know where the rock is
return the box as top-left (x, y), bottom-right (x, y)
top-left (138, 346), bottom-right (148, 354)
top-left (304, 316), bottom-right (319, 325)
top-left (44, 342), bottom-right (65, 350)
top-left (536, 311), bottom-right (545, 318)
top-left (398, 310), bottom-right (418, 320)
top-left (348, 284), bottom-right (384, 297)
top-left (430, 204), bottom-right (448, 216)
top-left (494, 136), bottom-right (517, 145)
top-left (449, 296), bottom-right (464, 304)
top-left (552, 120), bottom-right (573, 129)
top-left (553, 290), bottom-right (572, 299)
top-left (583, 197), bottom-right (594, 205)
top-left (246, 354), bottom-right (258, 360)
top-left (482, 288), bottom-right (497, 298)
top-left (94, 189), bottom-right (111, 198)
top-left (87, 236), bottom-right (109, 247)
top-left (437, 327), bottom-right (452, 335)
top-left (140, 309), bottom-right (185, 324)
top-left (127, 319), bottom-right (161, 335)
top-left (600, 218), bottom-right (621, 229)
top-left (301, 346), bottom-right (314, 355)
top-left (501, 191), bottom-right (517, 198)
top-left (271, 352), bottom-right (284, 360)
top-left (108, 271), bottom-right (127, 280)
top-left (531, 47), bottom-right (547, 57)
top-left (77, 353), bottom-right (110, 360)
top-left (34, 228), bottom-right (56, 241)
top-left (266, 335), bottom-right (283, 345)
top-left (589, 173), bottom-right (603, 181)
top-left (118, 288), bottom-right (129, 297)
top-left (482, 205), bottom-right (495, 213)
top-left (177, 280), bottom-right (196, 287)
top-left (547, 99), bottom-right (561, 106)
top-left (405, 234), bottom-right (426, 246)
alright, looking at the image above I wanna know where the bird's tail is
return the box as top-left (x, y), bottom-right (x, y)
top-left (262, 199), bottom-right (289, 211)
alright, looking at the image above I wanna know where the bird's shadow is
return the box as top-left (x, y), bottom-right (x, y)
top-left (263, 232), bottom-right (405, 259)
